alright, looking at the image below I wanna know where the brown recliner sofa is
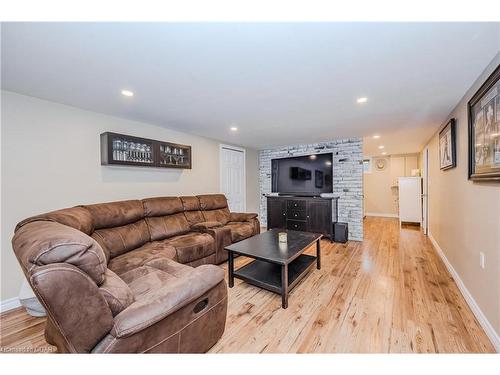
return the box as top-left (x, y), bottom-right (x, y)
top-left (11, 194), bottom-right (259, 353)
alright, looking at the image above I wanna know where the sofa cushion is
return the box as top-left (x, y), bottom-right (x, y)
top-left (197, 195), bottom-right (230, 224)
top-left (165, 232), bottom-right (215, 264)
top-left (180, 196), bottom-right (205, 226)
top-left (108, 241), bottom-right (177, 276)
top-left (197, 194), bottom-right (228, 210)
top-left (185, 254), bottom-right (217, 268)
top-left (85, 200), bottom-right (144, 229)
top-left (99, 269), bottom-right (135, 316)
top-left (92, 219), bottom-right (150, 259)
top-left (142, 197), bottom-right (184, 216)
top-left (224, 222), bottom-right (255, 242)
top-left (201, 208), bottom-right (230, 225)
top-left (120, 259), bottom-right (192, 299)
top-left (142, 197), bottom-right (191, 241)
top-left (143, 257), bottom-right (193, 278)
top-left (145, 213), bottom-right (190, 241)
top-left (191, 221), bottom-right (222, 229)
top-left (121, 266), bottom-right (176, 299)
top-left (229, 212), bottom-right (258, 222)
top-left (180, 196), bottom-right (201, 211)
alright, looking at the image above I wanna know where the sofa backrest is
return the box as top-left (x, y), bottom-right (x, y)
top-left (85, 200), bottom-right (150, 261)
top-left (142, 197), bottom-right (190, 241)
top-left (197, 194), bottom-right (230, 225)
top-left (180, 196), bottom-right (205, 226)
top-left (13, 195), bottom-right (234, 263)
top-left (14, 206), bottom-right (94, 235)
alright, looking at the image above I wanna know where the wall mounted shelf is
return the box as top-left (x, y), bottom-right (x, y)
top-left (100, 132), bottom-right (192, 169)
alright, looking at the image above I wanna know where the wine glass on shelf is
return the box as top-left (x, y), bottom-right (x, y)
top-left (166, 147), bottom-right (171, 164)
top-left (135, 143), bottom-right (140, 162)
top-left (179, 148), bottom-right (184, 164)
top-left (113, 139), bottom-right (121, 160)
top-left (122, 141), bottom-right (129, 161)
top-left (130, 142), bottom-right (137, 161)
top-left (140, 144), bottom-right (146, 162)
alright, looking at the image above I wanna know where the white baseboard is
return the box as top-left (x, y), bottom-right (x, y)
top-left (364, 212), bottom-right (399, 218)
top-left (0, 297), bottom-right (21, 313)
top-left (428, 232), bottom-right (500, 352)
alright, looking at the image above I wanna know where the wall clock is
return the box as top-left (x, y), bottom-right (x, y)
top-left (375, 158), bottom-right (387, 171)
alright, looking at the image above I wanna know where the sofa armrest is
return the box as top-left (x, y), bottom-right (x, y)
top-left (229, 212), bottom-right (258, 222)
top-left (110, 265), bottom-right (225, 338)
top-left (194, 226), bottom-right (232, 264)
top-left (191, 221), bottom-right (222, 230)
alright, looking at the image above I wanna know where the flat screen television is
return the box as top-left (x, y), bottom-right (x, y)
top-left (271, 153), bottom-right (333, 196)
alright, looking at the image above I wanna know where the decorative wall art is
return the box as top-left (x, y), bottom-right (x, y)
top-left (468, 64), bottom-right (500, 180)
top-left (439, 118), bottom-right (457, 170)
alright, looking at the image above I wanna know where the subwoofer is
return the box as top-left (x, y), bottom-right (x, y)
top-left (333, 222), bottom-right (348, 243)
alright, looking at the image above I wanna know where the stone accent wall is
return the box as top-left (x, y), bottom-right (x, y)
top-left (259, 138), bottom-right (363, 241)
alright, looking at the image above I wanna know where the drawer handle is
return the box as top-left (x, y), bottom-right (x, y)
top-left (193, 298), bottom-right (209, 313)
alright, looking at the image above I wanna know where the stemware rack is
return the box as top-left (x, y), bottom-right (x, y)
top-left (100, 132), bottom-right (192, 169)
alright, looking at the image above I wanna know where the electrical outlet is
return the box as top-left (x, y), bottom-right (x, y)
top-left (479, 252), bottom-right (485, 269)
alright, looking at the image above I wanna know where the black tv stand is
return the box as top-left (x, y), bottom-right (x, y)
top-left (278, 193), bottom-right (320, 198)
top-left (266, 195), bottom-right (339, 241)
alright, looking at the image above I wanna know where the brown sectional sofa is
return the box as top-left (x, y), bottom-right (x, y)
top-left (11, 194), bottom-right (259, 353)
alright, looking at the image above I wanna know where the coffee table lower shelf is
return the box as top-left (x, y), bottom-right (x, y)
top-left (232, 254), bottom-right (317, 308)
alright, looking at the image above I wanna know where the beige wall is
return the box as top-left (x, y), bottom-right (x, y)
top-left (364, 154), bottom-right (419, 216)
top-left (1, 91), bottom-right (259, 301)
top-left (422, 54), bottom-right (500, 338)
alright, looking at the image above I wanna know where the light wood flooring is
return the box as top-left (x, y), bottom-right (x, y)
top-left (0, 217), bottom-right (495, 353)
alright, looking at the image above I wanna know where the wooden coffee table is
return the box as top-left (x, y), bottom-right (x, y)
top-left (225, 229), bottom-right (322, 309)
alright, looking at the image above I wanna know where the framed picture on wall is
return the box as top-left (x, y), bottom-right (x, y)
top-left (439, 118), bottom-right (456, 170)
top-left (468, 64), bottom-right (500, 180)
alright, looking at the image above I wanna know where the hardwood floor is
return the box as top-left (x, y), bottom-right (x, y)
top-left (0, 217), bottom-right (495, 353)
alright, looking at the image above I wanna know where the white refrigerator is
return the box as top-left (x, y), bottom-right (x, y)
top-left (398, 177), bottom-right (422, 226)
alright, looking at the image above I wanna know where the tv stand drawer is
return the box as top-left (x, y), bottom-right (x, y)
top-left (287, 220), bottom-right (306, 231)
top-left (287, 210), bottom-right (306, 221)
top-left (286, 200), bottom-right (306, 211)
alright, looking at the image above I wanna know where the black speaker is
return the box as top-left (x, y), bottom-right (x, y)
top-left (333, 222), bottom-right (348, 243)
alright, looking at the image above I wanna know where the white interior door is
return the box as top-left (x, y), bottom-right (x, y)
top-left (220, 145), bottom-right (246, 212)
top-left (422, 147), bottom-right (429, 235)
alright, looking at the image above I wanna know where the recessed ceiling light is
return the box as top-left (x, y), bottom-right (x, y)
top-left (378, 145), bottom-right (385, 149)
top-left (230, 126), bottom-right (238, 132)
top-left (121, 89), bottom-right (134, 97)
top-left (309, 155), bottom-right (317, 160)
top-left (373, 135), bottom-right (380, 139)
top-left (381, 152), bottom-right (387, 155)
top-left (325, 161), bottom-right (332, 166)
top-left (357, 97), bottom-right (368, 104)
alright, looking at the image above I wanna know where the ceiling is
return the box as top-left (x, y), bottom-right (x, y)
top-left (2, 22), bottom-right (499, 154)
